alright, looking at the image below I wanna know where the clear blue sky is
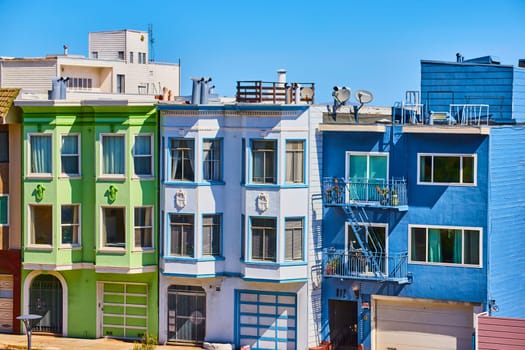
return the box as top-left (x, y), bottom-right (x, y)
top-left (1, 0), bottom-right (524, 106)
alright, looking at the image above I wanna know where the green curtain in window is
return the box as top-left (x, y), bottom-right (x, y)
top-left (453, 230), bottom-right (462, 263)
top-left (31, 135), bottom-right (51, 173)
top-left (428, 229), bottom-right (442, 262)
top-left (103, 136), bottom-right (124, 174)
top-left (0, 196), bottom-right (7, 225)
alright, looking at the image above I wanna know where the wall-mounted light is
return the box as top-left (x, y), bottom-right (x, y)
top-left (352, 283), bottom-right (360, 299)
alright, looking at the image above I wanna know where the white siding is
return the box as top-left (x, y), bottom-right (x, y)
top-left (0, 60), bottom-right (56, 89)
top-left (89, 31), bottom-right (126, 60)
top-left (307, 106), bottom-right (324, 347)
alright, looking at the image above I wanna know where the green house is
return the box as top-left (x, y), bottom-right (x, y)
top-left (17, 100), bottom-right (158, 339)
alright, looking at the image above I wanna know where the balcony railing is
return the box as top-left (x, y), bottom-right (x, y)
top-left (236, 81), bottom-right (315, 104)
top-left (323, 248), bottom-right (409, 283)
top-left (322, 177), bottom-right (407, 209)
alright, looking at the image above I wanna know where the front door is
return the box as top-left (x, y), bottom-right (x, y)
top-left (29, 274), bottom-right (62, 334)
top-left (167, 285), bottom-right (206, 342)
top-left (329, 299), bottom-right (358, 350)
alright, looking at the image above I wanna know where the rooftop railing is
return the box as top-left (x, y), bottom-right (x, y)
top-left (236, 81), bottom-right (315, 104)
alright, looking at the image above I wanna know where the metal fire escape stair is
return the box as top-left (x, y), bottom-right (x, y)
top-left (341, 204), bottom-right (385, 279)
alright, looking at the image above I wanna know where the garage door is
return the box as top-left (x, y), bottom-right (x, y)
top-left (236, 290), bottom-right (296, 350)
top-left (0, 274), bottom-right (13, 333)
top-left (375, 298), bottom-right (473, 350)
top-left (100, 282), bottom-right (148, 339)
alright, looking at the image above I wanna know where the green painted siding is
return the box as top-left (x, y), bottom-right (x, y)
top-left (20, 104), bottom-right (159, 339)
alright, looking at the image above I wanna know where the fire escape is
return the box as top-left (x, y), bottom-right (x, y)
top-left (322, 177), bottom-right (410, 284)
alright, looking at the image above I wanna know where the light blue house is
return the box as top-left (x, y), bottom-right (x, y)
top-left (319, 55), bottom-right (525, 350)
top-left (156, 74), bottom-right (323, 350)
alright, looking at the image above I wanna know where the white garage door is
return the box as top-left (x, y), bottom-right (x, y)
top-left (375, 298), bottom-right (473, 350)
top-left (237, 290), bottom-right (297, 350)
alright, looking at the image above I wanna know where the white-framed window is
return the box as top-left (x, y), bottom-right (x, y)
top-left (61, 134), bottom-right (80, 176)
top-left (285, 217), bottom-right (304, 261)
top-left (101, 134), bottom-right (125, 177)
top-left (169, 214), bottom-right (194, 257)
top-left (29, 134), bottom-right (52, 176)
top-left (134, 206), bottom-right (153, 249)
top-left (409, 225), bottom-right (481, 267)
top-left (91, 51), bottom-right (98, 59)
top-left (252, 140), bottom-right (276, 184)
top-left (346, 222), bottom-right (387, 273)
top-left (118, 51), bottom-right (125, 60)
top-left (116, 74), bottom-right (125, 93)
top-left (29, 204), bottom-right (53, 245)
top-left (250, 217), bottom-right (276, 262)
top-left (418, 153), bottom-right (476, 185)
top-left (170, 138), bottom-right (195, 181)
top-left (67, 77), bottom-right (93, 90)
top-left (129, 51), bottom-right (134, 63)
top-left (203, 139), bottom-right (222, 181)
top-left (0, 195), bottom-right (8, 226)
top-left (133, 134), bottom-right (153, 176)
top-left (202, 214), bottom-right (221, 256)
top-left (285, 140), bottom-right (305, 184)
top-left (61, 204), bottom-right (80, 245)
top-left (101, 207), bottom-right (125, 248)
top-left (346, 151), bottom-right (389, 201)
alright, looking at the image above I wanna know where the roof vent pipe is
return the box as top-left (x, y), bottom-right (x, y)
top-left (200, 77), bottom-right (212, 104)
top-left (277, 69), bottom-right (287, 88)
top-left (456, 52), bottom-right (464, 63)
top-left (63, 44), bottom-right (68, 56)
top-left (294, 83), bottom-right (301, 104)
top-left (191, 77), bottom-right (203, 104)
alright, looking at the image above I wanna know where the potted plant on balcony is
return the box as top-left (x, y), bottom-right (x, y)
top-left (325, 256), bottom-right (340, 275)
top-left (391, 189), bottom-right (398, 206)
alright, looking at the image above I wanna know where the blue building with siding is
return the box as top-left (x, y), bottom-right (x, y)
top-left (319, 56), bottom-right (525, 350)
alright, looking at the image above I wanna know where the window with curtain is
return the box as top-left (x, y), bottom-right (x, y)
top-left (250, 217), bottom-right (276, 262)
top-left (61, 135), bottom-right (80, 175)
top-left (30, 134), bottom-right (52, 175)
top-left (0, 131), bottom-right (8, 162)
top-left (0, 195), bottom-right (8, 225)
top-left (252, 140), bottom-right (276, 184)
top-left (202, 214), bottom-right (221, 256)
top-left (61, 204), bottom-right (80, 245)
top-left (410, 226), bottom-right (480, 266)
top-left (170, 139), bottom-right (195, 181)
top-left (102, 134), bottom-right (125, 176)
top-left (240, 214), bottom-right (245, 260)
top-left (102, 207), bottom-right (125, 248)
top-left (203, 139), bottom-right (222, 181)
top-left (133, 135), bottom-right (152, 176)
top-left (170, 214), bottom-right (194, 257)
top-left (134, 207), bottom-right (153, 248)
top-left (285, 218), bottom-right (304, 261)
top-left (286, 140), bottom-right (304, 184)
top-left (30, 205), bottom-right (52, 245)
top-left (346, 153), bottom-right (388, 201)
top-left (419, 154), bottom-right (476, 185)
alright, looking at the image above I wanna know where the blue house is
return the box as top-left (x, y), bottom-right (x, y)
top-left (319, 55), bottom-right (525, 350)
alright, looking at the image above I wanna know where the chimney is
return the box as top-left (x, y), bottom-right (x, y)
top-left (190, 78), bottom-right (203, 104)
top-left (63, 44), bottom-right (69, 56)
top-left (277, 69), bottom-right (287, 87)
top-left (200, 77), bottom-right (212, 104)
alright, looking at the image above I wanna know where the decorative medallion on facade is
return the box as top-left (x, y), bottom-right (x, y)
top-left (107, 185), bottom-right (118, 203)
top-left (256, 192), bottom-right (269, 212)
top-left (34, 184), bottom-right (46, 202)
top-left (175, 189), bottom-right (187, 209)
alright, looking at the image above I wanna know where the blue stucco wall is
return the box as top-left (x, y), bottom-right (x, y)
top-left (321, 126), bottom-right (490, 346)
top-left (488, 126), bottom-right (525, 318)
top-left (421, 61), bottom-right (515, 122)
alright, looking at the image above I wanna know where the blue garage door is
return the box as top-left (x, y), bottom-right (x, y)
top-left (236, 290), bottom-right (296, 350)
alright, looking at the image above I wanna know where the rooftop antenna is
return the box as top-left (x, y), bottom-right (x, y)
top-left (354, 90), bottom-right (374, 124)
top-left (328, 86), bottom-right (351, 120)
top-left (148, 23), bottom-right (155, 62)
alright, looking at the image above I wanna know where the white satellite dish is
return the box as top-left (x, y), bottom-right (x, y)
top-left (333, 86), bottom-right (351, 104)
top-left (355, 90), bottom-right (373, 104)
top-left (301, 87), bottom-right (314, 100)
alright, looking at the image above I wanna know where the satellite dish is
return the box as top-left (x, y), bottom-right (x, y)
top-left (333, 86), bottom-right (351, 104)
top-left (355, 90), bottom-right (373, 104)
top-left (301, 87), bottom-right (314, 100)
